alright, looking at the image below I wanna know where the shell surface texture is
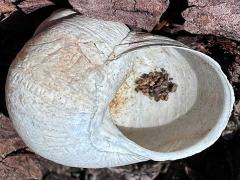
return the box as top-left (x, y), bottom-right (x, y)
top-left (5, 9), bottom-right (234, 168)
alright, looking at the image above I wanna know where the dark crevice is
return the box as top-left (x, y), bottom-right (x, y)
top-left (70, 168), bottom-right (86, 179)
top-left (160, 0), bottom-right (189, 25)
top-left (152, 0), bottom-right (190, 36)
top-left (11, 0), bottom-right (25, 6)
top-left (0, 147), bottom-right (33, 162)
top-left (49, 0), bottom-right (71, 8)
top-left (42, 171), bottom-right (51, 180)
top-left (0, 6), bottom-right (59, 116)
top-left (207, 45), bottom-right (235, 78)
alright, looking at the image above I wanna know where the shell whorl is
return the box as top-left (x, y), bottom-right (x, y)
top-left (6, 9), bottom-right (234, 168)
top-left (6, 11), bottom-right (149, 167)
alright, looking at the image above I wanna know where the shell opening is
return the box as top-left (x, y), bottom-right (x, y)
top-left (109, 46), bottom-right (229, 153)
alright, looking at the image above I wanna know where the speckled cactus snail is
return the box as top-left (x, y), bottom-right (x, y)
top-left (5, 9), bottom-right (234, 168)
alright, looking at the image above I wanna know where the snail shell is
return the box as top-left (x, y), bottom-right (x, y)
top-left (5, 9), bottom-right (234, 168)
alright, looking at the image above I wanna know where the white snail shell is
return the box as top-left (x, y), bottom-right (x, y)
top-left (5, 9), bottom-right (234, 168)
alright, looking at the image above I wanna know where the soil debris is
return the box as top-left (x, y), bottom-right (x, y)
top-left (135, 68), bottom-right (177, 102)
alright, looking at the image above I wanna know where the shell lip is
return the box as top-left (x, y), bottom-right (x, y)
top-left (113, 46), bottom-right (235, 161)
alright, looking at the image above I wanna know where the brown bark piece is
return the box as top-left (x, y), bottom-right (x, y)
top-left (0, 154), bottom-right (43, 180)
top-left (37, 157), bottom-right (72, 177)
top-left (235, 99), bottom-right (240, 116)
top-left (17, 0), bottom-right (54, 14)
top-left (85, 161), bottom-right (168, 180)
top-left (0, 114), bottom-right (43, 179)
top-left (0, 113), bottom-right (26, 161)
top-left (44, 173), bottom-right (73, 180)
top-left (69, 0), bottom-right (168, 31)
top-left (183, 0), bottom-right (240, 41)
top-left (0, 1), bottom-right (16, 13)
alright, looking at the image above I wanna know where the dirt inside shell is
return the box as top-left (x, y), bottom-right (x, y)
top-left (109, 68), bottom-right (178, 122)
top-left (135, 69), bottom-right (178, 102)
